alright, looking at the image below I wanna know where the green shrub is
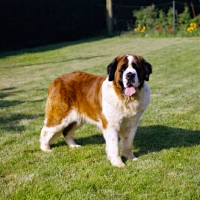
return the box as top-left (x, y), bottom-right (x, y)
top-left (178, 6), bottom-right (191, 25)
top-left (132, 4), bottom-right (200, 37)
top-left (133, 4), bottom-right (157, 31)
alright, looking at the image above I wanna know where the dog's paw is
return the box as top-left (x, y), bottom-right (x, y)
top-left (115, 162), bottom-right (126, 168)
top-left (111, 156), bottom-right (126, 168)
top-left (40, 144), bottom-right (52, 152)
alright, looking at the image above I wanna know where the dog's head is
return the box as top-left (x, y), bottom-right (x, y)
top-left (107, 54), bottom-right (152, 96)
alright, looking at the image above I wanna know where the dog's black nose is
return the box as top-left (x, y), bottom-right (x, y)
top-left (126, 72), bottom-right (135, 80)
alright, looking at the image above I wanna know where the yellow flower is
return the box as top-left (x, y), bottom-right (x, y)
top-left (187, 22), bottom-right (198, 32)
top-left (187, 27), bottom-right (192, 32)
top-left (193, 23), bottom-right (197, 28)
top-left (134, 24), bottom-right (146, 33)
top-left (141, 26), bottom-right (146, 32)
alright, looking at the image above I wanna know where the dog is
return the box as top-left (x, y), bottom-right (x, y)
top-left (40, 54), bottom-right (152, 167)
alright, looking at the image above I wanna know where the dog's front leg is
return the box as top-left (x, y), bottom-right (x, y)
top-left (103, 127), bottom-right (125, 168)
top-left (120, 125), bottom-right (138, 161)
top-left (120, 115), bottom-right (143, 161)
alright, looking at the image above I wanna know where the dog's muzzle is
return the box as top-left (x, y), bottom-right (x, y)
top-left (126, 72), bottom-right (136, 85)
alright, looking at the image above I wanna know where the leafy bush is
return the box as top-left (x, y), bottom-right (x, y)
top-left (178, 7), bottom-right (191, 25)
top-left (132, 4), bottom-right (200, 37)
top-left (133, 4), bottom-right (157, 30)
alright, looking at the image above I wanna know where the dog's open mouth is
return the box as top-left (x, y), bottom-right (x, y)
top-left (124, 85), bottom-right (136, 96)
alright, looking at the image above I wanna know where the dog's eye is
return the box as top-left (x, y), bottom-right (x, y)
top-left (119, 65), bottom-right (126, 73)
top-left (133, 63), bottom-right (139, 69)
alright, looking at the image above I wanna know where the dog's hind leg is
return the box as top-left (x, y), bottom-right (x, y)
top-left (62, 122), bottom-right (81, 148)
top-left (40, 122), bottom-right (63, 152)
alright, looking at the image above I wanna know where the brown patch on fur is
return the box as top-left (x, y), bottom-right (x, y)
top-left (111, 56), bottom-right (127, 100)
top-left (45, 72), bottom-right (108, 128)
top-left (102, 117), bottom-right (108, 129)
top-left (132, 55), bottom-right (145, 89)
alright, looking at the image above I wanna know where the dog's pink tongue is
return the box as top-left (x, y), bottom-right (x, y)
top-left (124, 87), bottom-right (136, 96)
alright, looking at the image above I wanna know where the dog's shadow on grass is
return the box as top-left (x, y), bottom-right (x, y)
top-left (52, 134), bottom-right (105, 149)
top-left (133, 125), bottom-right (200, 157)
top-left (53, 125), bottom-right (200, 157)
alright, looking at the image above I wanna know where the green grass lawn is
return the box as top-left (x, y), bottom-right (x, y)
top-left (0, 37), bottom-right (200, 199)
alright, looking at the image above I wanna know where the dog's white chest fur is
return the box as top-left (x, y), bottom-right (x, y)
top-left (102, 78), bottom-right (150, 120)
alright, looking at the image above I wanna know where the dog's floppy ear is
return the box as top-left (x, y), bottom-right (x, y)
top-left (142, 59), bottom-right (152, 81)
top-left (107, 58), bottom-right (118, 81)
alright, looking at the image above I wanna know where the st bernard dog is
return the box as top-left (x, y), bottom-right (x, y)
top-left (40, 54), bottom-right (152, 167)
